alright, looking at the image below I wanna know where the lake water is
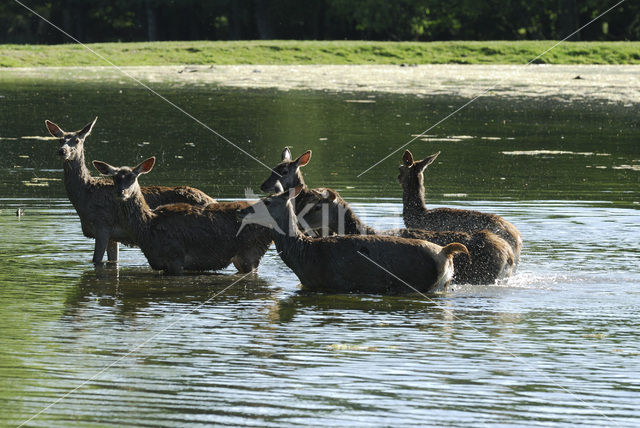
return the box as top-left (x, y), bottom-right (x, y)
top-left (0, 77), bottom-right (639, 427)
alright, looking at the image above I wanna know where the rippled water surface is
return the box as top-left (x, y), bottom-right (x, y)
top-left (0, 78), bottom-right (639, 427)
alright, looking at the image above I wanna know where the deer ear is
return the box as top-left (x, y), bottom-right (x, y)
top-left (281, 147), bottom-right (292, 162)
top-left (134, 157), bottom-right (156, 175)
top-left (416, 151), bottom-right (440, 172)
top-left (295, 150), bottom-right (311, 167)
top-left (92, 160), bottom-right (117, 176)
top-left (45, 120), bottom-right (65, 138)
top-left (78, 117), bottom-right (98, 138)
top-left (402, 149), bottom-right (414, 166)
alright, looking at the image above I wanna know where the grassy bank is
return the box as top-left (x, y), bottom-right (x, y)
top-left (1, 40), bottom-right (640, 67)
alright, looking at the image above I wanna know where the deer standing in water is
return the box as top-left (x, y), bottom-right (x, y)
top-left (237, 186), bottom-right (469, 294)
top-left (261, 147), bottom-right (341, 235)
top-left (93, 157), bottom-right (271, 274)
top-left (398, 150), bottom-right (522, 260)
top-left (45, 118), bottom-right (216, 263)
top-left (297, 188), bottom-right (515, 284)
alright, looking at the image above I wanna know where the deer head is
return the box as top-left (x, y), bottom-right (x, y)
top-left (45, 117), bottom-right (97, 162)
top-left (92, 157), bottom-right (155, 201)
top-left (397, 149), bottom-right (440, 191)
top-left (260, 147), bottom-right (311, 194)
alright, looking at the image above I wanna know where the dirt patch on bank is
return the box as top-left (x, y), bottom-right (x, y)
top-left (2, 64), bottom-right (639, 104)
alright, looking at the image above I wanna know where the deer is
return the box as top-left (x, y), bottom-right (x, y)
top-left (92, 157), bottom-right (272, 275)
top-left (261, 147), bottom-right (312, 196)
top-left (236, 185), bottom-right (470, 294)
top-left (398, 150), bottom-right (522, 260)
top-left (45, 118), bottom-right (216, 264)
top-left (296, 188), bottom-right (515, 284)
top-left (260, 147), bottom-right (344, 236)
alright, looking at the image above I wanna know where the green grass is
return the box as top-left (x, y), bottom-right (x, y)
top-left (1, 40), bottom-right (639, 67)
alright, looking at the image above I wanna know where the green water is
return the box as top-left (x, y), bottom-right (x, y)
top-left (0, 78), bottom-right (639, 427)
top-left (1, 81), bottom-right (638, 203)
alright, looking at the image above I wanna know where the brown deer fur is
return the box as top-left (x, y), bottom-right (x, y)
top-left (297, 188), bottom-right (515, 284)
top-left (45, 118), bottom-right (216, 263)
top-left (399, 150), bottom-right (522, 260)
top-left (237, 186), bottom-right (469, 294)
top-left (93, 157), bottom-right (272, 275)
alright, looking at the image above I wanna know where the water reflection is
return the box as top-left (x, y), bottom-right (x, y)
top-left (267, 292), bottom-right (448, 324)
top-left (63, 266), bottom-right (278, 320)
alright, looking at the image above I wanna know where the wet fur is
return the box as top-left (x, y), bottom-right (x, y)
top-left (238, 189), bottom-right (469, 294)
top-left (94, 158), bottom-right (271, 275)
top-left (124, 199), bottom-right (272, 274)
top-left (298, 189), bottom-right (515, 284)
top-left (399, 150), bottom-right (522, 260)
top-left (142, 185), bottom-right (216, 207)
top-left (46, 119), bottom-right (216, 263)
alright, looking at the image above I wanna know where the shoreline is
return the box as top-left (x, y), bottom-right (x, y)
top-left (1, 64), bottom-right (639, 103)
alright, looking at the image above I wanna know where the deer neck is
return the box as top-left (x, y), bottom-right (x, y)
top-left (272, 202), bottom-right (308, 258)
top-left (62, 150), bottom-right (94, 207)
top-left (120, 187), bottom-right (155, 236)
top-left (279, 170), bottom-right (306, 193)
top-left (294, 171), bottom-right (306, 189)
top-left (402, 175), bottom-right (427, 219)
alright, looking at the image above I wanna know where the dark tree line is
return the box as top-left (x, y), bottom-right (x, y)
top-left (1, 0), bottom-right (638, 43)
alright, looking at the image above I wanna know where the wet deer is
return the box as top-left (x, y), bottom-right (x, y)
top-left (297, 188), bottom-right (515, 284)
top-left (45, 118), bottom-right (216, 263)
top-left (261, 147), bottom-right (342, 236)
top-left (237, 185), bottom-right (469, 294)
top-left (93, 157), bottom-right (272, 275)
top-left (261, 147), bottom-right (312, 195)
top-left (399, 150), bottom-right (522, 260)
